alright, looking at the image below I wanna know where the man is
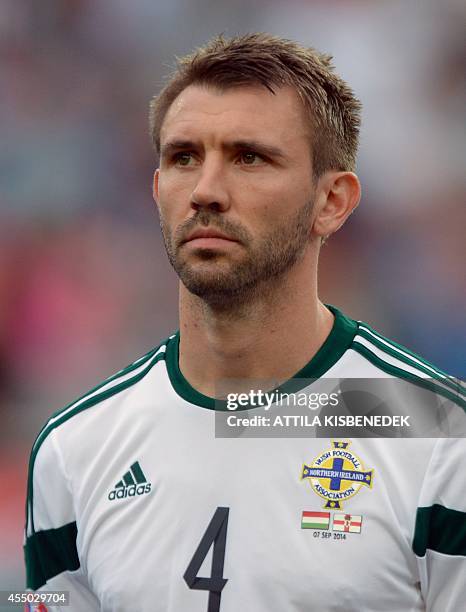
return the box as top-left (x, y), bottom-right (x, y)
top-left (25, 34), bottom-right (465, 611)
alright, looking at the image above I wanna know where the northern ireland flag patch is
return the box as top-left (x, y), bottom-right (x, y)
top-left (332, 513), bottom-right (362, 533)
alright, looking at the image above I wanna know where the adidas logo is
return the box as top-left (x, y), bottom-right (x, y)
top-left (108, 461), bottom-right (152, 501)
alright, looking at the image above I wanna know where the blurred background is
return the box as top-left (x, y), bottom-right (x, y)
top-left (0, 0), bottom-right (465, 593)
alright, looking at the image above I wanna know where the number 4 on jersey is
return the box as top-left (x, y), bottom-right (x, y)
top-left (184, 507), bottom-right (230, 612)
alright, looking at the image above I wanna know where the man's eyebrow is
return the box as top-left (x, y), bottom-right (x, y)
top-left (228, 140), bottom-right (287, 159)
top-left (160, 140), bottom-right (198, 157)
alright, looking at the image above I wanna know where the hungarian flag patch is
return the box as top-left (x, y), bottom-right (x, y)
top-left (301, 511), bottom-right (330, 530)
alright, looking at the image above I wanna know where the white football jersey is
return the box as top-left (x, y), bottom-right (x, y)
top-left (25, 306), bottom-right (466, 611)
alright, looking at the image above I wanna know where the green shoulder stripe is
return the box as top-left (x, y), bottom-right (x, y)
top-left (358, 322), bottom-right (461, 384)
top-left (351, 341), bottom-right (466, 410)
top-left (356, 327), bottom-right (462, 397)
top-left (26, 343), bottom-right (169, 534)
top-left (32, 342), bottom-right (166, 447)
top-left (413, 504), bottom-right (466, 556)
top-left (25, 521), bottom-right (79, 590)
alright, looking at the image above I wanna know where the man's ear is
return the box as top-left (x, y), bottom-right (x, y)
top-left (153, 169), bottom-right (160, 205)
top-left (312, 171), bottom-right (361, 238)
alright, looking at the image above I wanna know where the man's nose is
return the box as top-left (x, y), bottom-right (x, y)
top-left (190, 157), bottom-right (230, 212)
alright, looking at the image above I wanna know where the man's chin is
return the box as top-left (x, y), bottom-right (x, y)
top-left (175, 258), bottom-right (241, 288)
top-left (179, 271), bottom-right (253, 304)
top-left (181, 278), bottom-right (240, 299)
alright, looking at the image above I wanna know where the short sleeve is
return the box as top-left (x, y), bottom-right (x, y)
top-left (413, 437), bottom-right (466, 611)
top-left (24, 429), bottom-right (99, 611)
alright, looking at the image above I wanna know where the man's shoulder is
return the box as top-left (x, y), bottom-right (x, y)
top-left (347, 316), bottom-right (465, 410)
top-left (25, 334), bottom-right (176, 540)
top-left (31, 333), bottom-right (176, 456)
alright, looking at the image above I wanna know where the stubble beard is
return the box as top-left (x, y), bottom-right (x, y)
top-left (159, 199), bottom-right (314, 308)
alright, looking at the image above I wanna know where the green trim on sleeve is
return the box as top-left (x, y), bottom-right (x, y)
top-left (358, 322), bottom-right (463, 384)
top-left (413, 504), bottom-right (466, 557)
top-left (355, 328), bottom-right (461, 396)
top-left (351, 342), bottom-right (466, 410)
top-left (32, 344), bottom-right (163, 446)
top-left (25, 521), bottom-right (80, 590)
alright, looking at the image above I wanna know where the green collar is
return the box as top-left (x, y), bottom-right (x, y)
top-left (165, 305), bottom-right (357, 410)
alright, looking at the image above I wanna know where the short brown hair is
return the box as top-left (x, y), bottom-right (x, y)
top-left (149, 33), bottom-right (362, 178)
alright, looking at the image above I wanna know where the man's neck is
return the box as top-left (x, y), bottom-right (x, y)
top-left (177, 258), bottom-right (334, 399)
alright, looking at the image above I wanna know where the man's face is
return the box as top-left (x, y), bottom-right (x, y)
top-left (154, 84), bottom-right (317, 306)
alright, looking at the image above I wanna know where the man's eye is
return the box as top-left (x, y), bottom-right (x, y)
top-left (239, 151), bottom-right (263, 165)
top-left (174, 153), bottom-right (194, 166)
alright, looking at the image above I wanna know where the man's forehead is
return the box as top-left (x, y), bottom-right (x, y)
top-left (160, 83), bottom-right (309, 144)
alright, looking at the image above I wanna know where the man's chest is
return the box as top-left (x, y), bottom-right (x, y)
top-left (69, 418), bottom-right (429, 611)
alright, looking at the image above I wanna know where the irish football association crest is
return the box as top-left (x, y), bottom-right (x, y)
top-left (301, 440), bottom-right (373, 509)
